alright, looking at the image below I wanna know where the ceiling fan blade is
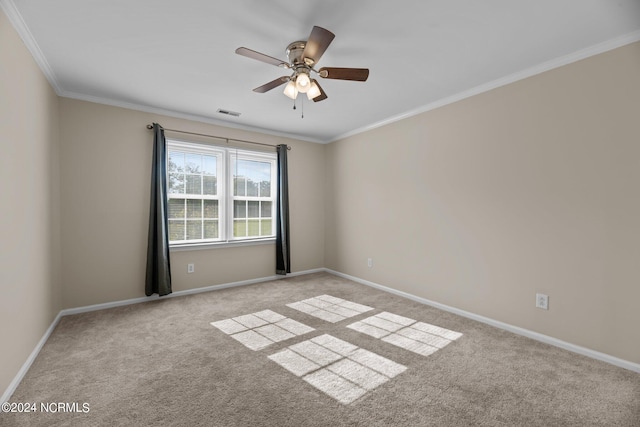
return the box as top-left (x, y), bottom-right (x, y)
top-left (311, 80), bottom-right (328, 102)
top-left (302, 26), bottom-right (335, 65)
top-left (235, 47), bottom-right (288, 67)
top-left (253, 77), bottom-right (290, 93)
top-left (319, 67), bottom-right (369, 81)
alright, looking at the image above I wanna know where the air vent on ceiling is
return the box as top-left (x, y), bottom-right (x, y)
top-left (216, 108), bottom-right (241, 117)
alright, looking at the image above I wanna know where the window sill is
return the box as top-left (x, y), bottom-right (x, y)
top-left (169, 238), bottom-right (275, 252)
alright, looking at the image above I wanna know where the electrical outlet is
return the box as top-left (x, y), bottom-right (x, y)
top-left (367, 258), bottom-right (373, 268)
top-left (187, 263), bottom-right (195, 274)
top-left (536, 293), bottom-right (549, 310)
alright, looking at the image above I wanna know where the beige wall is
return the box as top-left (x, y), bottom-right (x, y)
top-left (58, 99), bottom-right (325, 308)
top-left (325, 42), bottom-right (640, 363)
top-left (0, 10), bottom-right (61, 396)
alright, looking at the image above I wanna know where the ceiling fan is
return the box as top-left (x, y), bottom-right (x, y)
top-left (235, 26), bottom-right (369, 102)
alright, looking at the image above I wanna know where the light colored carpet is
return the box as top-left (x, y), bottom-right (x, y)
top-left (2, 272), bottom-right (638, 426)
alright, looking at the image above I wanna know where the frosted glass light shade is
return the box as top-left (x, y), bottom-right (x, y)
top-left (295, 72), bottom-right (311, 93)
top-left (306, 80), bottom-right (321, 100)
top-left (283, 80), bottom-right (298, 99)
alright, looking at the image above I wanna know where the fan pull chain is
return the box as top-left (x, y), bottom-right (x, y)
top-left (293, 97), bottom-right (296, 110)
top-left (301, 96), bottom-right (304, 119)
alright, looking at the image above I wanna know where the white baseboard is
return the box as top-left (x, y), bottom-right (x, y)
top-left (1, 268), bottom-right (323, 402)
top-left (326, 269), bottom-right (640, 374)
top-left (59, 268), bottom-right (324, 317)
top-left (1, 312), bottom-right (63, 403)
top-left (5, 266), bottom-right (636, 403)
top-left (60, 275), bottom-right (277, 316)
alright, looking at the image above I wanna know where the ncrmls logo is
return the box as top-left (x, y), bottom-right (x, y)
top-left (40, 402), bottom-right (90, 413)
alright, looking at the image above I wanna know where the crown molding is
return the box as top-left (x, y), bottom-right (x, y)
top-left (1, 0), bottom-right (323, 144)
top-left (4, 0), bottom-right (639, 145)
top-left (329, 29), bottom-right (640, 143)
top-left (0, 0), bottom-right (63, 95)
top-left (59, 90), bottom-right (325, 144)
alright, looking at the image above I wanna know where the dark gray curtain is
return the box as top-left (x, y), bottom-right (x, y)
top-left (145, 123), bottom-right (172, 296)
top-left (276, 144), bottom-right (290, 275)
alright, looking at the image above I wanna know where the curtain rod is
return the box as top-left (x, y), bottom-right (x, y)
top-left (146, 124), bottom-right (291, 150)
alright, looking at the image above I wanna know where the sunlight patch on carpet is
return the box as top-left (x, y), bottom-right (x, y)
top-left (347, 312), bottom-right (462, 357)
top-left (269, 334), bottom-right (406, 404)
top-left (286, 295), bottom-right (374, 323)
top-left (211, 310), bottom-right (315, 350)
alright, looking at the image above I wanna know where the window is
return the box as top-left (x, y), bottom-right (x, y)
top-left (166, 140), bottom-right (276, 246)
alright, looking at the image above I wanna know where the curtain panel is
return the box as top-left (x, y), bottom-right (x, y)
top-left (145, 123), bottom-right (172, 296)
top-left (276, 144), bottom-right (290, 275)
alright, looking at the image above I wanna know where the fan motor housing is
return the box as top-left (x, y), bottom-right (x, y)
top-left (286, 41), bottom-right (307, 65)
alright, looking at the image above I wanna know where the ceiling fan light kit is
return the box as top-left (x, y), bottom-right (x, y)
top-left (295, 72), bottom-right (311, 93)
top-left (306, 80), bottom-right (321, 100)
top-left (283, 80), bottom-right (298, 99)
top-left (235, 26), bottom-right (369, 106)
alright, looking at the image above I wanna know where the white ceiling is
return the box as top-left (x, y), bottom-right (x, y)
top-left (4, 0), bottom-right (640, 143)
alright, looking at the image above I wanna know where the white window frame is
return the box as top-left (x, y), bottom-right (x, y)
top-left (228, 149), bottom-right (278, 242)
top-left (166, 139), bottom-right (277, 249)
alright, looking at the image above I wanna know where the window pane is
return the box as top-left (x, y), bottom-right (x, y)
top-left (203, 200), bottom-right (218, 218)
top-left (168, 199), bottom-right (185, 219)
top-left (261, 201), bottom-right (272, 218)
top-left (203, 155), bottom-right (216, 174)
top-left (238, 159), bottom-right (270, 179)
top-left (185, 153), bottom-right (201, 173)
top-left (168, 152), bottom-right (184, 172)
top-left (186, 221), bottom-right (202, 240)
top-left (260, 219), bottom-right (273, 236)
top-left (237, 159), bottom-right (271, 197)
top-left (169, 172), bottom-right (185, 194)
top-left (203, 175), bottom-right (216, 195)
top-left (204, 220), bottom-right (218, 239)
top-left (247, 219), bottom-right (260, 237)
top-left (186, 175), bottom-right (202, 194)
top-left (234, 200), bottom-right (246, 218)
top-left (187, 199), bottom-right (201, 219)
top-left (247, 179), bottom-right (258, 197)
top-left (234, 220), bottom-right (246, 237)
top-left (261, 180), bottom-right (271, 197)
top-left (234, 176), bottom-right (246, 196)
top-left (248, 201), bottom-right (259, 218)
top-left (169, 220), bottom-right (185, 241)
